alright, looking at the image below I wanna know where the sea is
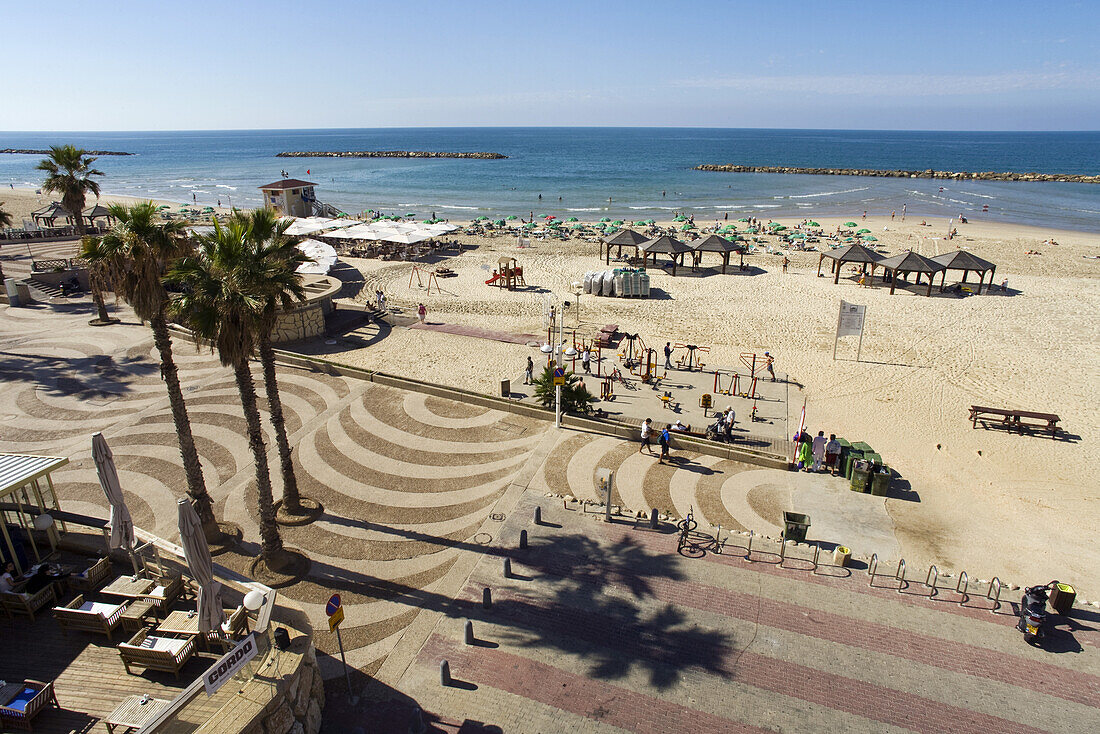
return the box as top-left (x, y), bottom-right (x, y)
top-left (2, 128), bottom-right (1098, 232)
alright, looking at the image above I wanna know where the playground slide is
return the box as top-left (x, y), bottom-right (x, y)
top-left (485, 273), bottom-right (502, 285)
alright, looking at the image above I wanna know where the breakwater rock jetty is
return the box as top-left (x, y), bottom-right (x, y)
top-left (693, 164), bottom-right (1100, 184)
top-left (0, 148), bottom-right (133, 156)
top-left (276, 150), bottom-right (507, 159)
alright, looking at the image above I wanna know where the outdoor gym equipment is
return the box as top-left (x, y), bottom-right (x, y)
top-left (631, 348), bottom-right (663, 383)
top-left (713, 370), bottom-right (740, 396)
top-left (740, 352), bottom-right (764, 378)
top-left (409, 264), bottom-right (442, 295)
top-left (619, 333), bottom-right (646, 365)
top-left (674, 343), bottom-right (710, 371)
top-left (600, 377), bottom-right (614, 401)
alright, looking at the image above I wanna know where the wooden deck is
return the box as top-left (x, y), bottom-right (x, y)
top-left (0, 563), bottom-right (225, 734)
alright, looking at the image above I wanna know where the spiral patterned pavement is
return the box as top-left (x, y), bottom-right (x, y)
top-left (0, 272), bottom-right (896, 686)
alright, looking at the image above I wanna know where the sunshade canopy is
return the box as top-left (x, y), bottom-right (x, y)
top-left (877, 251), bottom-right (945, 274)
top-left (641, 235), bottom-right (693, 254)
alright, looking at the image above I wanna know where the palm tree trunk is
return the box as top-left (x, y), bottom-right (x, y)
top-left (150, 311), bottom-right (217, 534)
top-left (91, 288), bottom-right (111, 323)
top-left (233, 358), bottom-right (283, 561)
top-left (258, 332), bottom-right (301, 513)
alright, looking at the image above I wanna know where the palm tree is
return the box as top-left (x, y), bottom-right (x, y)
top-left (82, 202), bottom-right (219, 537)
top-left (0, 202), bottom-right (11, 282)
top-left (532, 365), bottom-right (597, 414)
top-left (36, 145), bottom-right (103, 236)
top-left (167, 217), bottom-right (287, 569)
top-left (230, 208), bottom-right (313, 518)
top-left (38, 146), bottom-right (110, 321)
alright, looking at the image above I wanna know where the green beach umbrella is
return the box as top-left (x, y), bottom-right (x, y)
top-left (633, 221), bottom-right (647, 226)
top-left (861, 235), bottom-right (878, 242)
top-left (789, 232), bottom-right (805, 239)
top-left (570, 222), bottom-right (585, 229)
top-left (494, 219), bottom-right (505, 226)
top-left (645, 219), bottom-right (655, 224)
top-left (681, 223), bottom-right (695, 231)
top-left (611, 220), bottom-right (624, 226)
top-left (844, 221), bottom-right (858, 227)
top-left (738, 217), bottom-right (750, 222)
top-left (476, 215), bottom-right (489, 221)
top-left (567, 217), bottom-right (578, 222)
top-left (506, 215), bottom-right (518, 220)
top-left (857, 228), bottom-right (871, 234)
top-left (844, 237), bottom-right (854, 242)
top-left (674, 215), bottom-right (687, 222)
top-left (772, 225), bottom-right (787, 231)
top-left (806, 221), bottom-right (820, 227)
top-left (523, 222), bottom-right (537, 229)
top-left (599, 217), bottom-right (611, 222)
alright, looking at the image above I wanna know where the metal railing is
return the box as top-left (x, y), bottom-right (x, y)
top-left (987, 577), bottom-right (1003, 612)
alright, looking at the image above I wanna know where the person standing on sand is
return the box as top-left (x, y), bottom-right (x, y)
top-left (524, 356), bottom-right (534, 385)
top-left (782, 256), bottom-right (789, 273)
top-left (417, 303), bottom-right (426, 323)
top-left (862, 210), bottom-right (867, 220)
top-left (639, 418), bottom-right (654, 454)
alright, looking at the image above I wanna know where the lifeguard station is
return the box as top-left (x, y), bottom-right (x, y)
top-left (485, 256), bottom-right (525, 291)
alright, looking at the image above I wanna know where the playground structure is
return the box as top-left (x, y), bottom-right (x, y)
top-left (486, 256), bottom-right (525, 290)
top-left (409, 263), bottom-right (443, 295)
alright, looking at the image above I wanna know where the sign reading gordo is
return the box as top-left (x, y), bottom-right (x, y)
top-left (203, 634), bottom-right (258, 696)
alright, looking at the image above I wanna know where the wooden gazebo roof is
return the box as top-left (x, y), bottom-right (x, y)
top-left (640, 235), bottom-right (693, 276)
top-left (600, 228), bottom-right (649, 265)
top-left (877, 251), bottom-right (946, 296)
top-left (818, 243), bottom-right (883, 283)
top-left (691, 234), bottom-right (745, 274)
top-left (931, 250), bottom-right (998, 294)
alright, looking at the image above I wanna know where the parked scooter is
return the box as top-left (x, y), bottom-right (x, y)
top-left (1017, 581), bottom-right (1058, 644)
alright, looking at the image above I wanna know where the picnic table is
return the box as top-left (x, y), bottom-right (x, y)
top-left (969, 405), bottom-right (1061, 436)
top-left (104, 694), bottom-right (171, 733)
top-left (100, 576), bottom-right (156, 601)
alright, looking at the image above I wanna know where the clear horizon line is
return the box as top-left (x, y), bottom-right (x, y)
top-left (2, 125), bottom-right (1099, 135)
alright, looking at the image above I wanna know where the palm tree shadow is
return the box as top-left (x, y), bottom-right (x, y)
top-left (0, 350), bottom-right (156, 398)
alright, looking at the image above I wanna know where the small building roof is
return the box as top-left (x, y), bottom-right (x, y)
top-left (821, 243), bottom-right (883, 264)
top-left (931, 250), bottom-right (997, 272)
top-left (0, 454), bottom-right (69, 497)
top-left (878, 251), bottom-right (946, 274)
top-left (258, 179), bottom-right (318, 191)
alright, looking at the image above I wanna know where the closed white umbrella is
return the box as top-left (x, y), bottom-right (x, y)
top-left (92, 432), bottom-right (134, 553)
top-left (177, 498), bottom-right (223, 634)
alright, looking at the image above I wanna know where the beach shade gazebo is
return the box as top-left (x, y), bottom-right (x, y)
top-left (82, 203), bottom-right (115, 227)
top-left (692, 234), bottom-right (745, 274)
top-left (818, 243), bottom-right (883, 284)
top-left (931, 250), bottom-right (997, 294)
top-left (600, 228), bottom-right (649, 265)
top-left (877, 251), bottom-right (947, 296)
top-left (640, 235), bottom-right (694, 275)
top-left (31, 202), bottom-right (75, 228)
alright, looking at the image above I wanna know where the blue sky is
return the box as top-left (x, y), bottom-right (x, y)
top-left (3, 0), bottom-right (1098, 130)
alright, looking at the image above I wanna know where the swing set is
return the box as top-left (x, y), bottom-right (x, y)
top-left (409, 264), bottom-right (442, 295)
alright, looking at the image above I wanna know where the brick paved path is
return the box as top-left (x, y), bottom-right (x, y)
top-left (395, 499), bottom-right (1100, 734)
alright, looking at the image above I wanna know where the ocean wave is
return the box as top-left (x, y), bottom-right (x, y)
top-left (787, 186), bottom-right (870, 199)
top-left (216, 184), bottom-right (237, 190)
top-left (567, 207), bottom-right (603, 211)
top-left (960, 191), bottom-right (995, 199)
top-left (752, 204), bottom-right (781, 209)
top-left (439, 205), bottom-right (478, 210)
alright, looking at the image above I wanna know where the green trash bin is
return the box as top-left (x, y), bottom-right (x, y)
top-left (782, 511), bottom-right (810, 542)
top-left (864, 452), bottom-right (883, 468)
top-left (851, 441), bottom-right (873, 454)
top-left (844, 450), bottom-right (864, 479)
top-left (870, 466), bottom-right (891, 496)
top-left (850, 460), bottom-right (872, 493)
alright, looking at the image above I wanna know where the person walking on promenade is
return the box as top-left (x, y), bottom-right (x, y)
top-left (417, 303), bottom-right (427, 323)
top-left (664, 342), bottom-right (673, 370)
top-left (581, 346), bottom-right (591, 373)
top-left (812, 430), bottom-right (827, 472)
top-left (639, 418), bottom-right (654, 455)
top-left (658, 424), bottom-right (672, 464)
top-left (764, 352), bottom-right (776, 382)
top-left (524, 356), bottom-right (534, 385)
top-left (825, 434), bottom-right (841, 476)
top-left (796, 434), bottom-right (813, 471)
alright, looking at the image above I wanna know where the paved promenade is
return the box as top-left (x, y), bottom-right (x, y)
top-left (393, 499), bottom-right (1100, 733)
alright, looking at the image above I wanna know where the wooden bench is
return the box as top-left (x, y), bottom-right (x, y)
top-left (69, 556), bottom-right (111, 594)
top-left (969, 406), bottom-right (1061, 436)
top-left (117, 629), bottom-right (196, 679)
top-left (52, 594), bottom-right (129, 641)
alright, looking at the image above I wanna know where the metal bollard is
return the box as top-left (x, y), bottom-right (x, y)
top-left (649, 508), bottom-right (659, 529)
top-left (464, 619), bottom-right (474, 645)
top-left (503, 558), bottom-right (512, 578)
top-left (519, 529), bottom-right (528, 549)
top-left (440, 659), bottom-right (451, 686)
top-left (534, 506), bottom-right (542, 525)
top-left (482, 587), bottom-right (492, 609)
top-left (409, 706), bottom-right (427, 734)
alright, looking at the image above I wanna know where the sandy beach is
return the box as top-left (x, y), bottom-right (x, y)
top-left (312, 212), bottom-right (1099, 585)
top-left (4, 183), bottom-right (1098, 584)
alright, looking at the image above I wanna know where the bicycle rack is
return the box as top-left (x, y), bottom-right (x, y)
top-left (926, 565), bottom-right (939, 598)
top-left (746, 530), bottom-right (754, 561)
top-left (778, 538), bottom-right (787, 563)
top-left (867, 553), bottom-right (878, 586)
top-left (956, 571), bottom-right (968, 595)
top-left (987, 577), bottom-right (1002, 613)
top-left (895, 558), bottom-right (907, 591)
top-left (811, 545), bottom-right (820, 573)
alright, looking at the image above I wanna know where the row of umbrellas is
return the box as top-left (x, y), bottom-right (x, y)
top-left (284, 216), bottom-right (460, 244)
top-left (93, 433), bottom-right (223, 633)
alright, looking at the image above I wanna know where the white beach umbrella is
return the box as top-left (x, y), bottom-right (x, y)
top-left (177, 498), bottom-right (224, 634)
top-left (92, 432), bottom-right (134, 552)
top-left (296, 238), bottom-right (338, 274)
top-left (379, 231), bottom-right (431, 244)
